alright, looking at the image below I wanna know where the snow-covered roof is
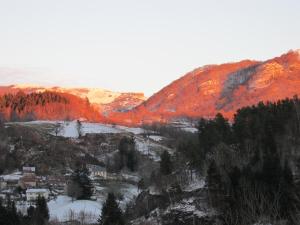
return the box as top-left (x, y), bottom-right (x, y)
top-left (23, 166), bottom-right (36, 172)
top-left (26, 189), bottom-right (49, 193)
top-left (0, 174), bottom-right (22, 181)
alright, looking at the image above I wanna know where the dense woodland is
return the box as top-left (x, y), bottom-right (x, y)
top-left (0, 91), bottom-right (100, 122)
top-left (180, 97), bottom-right (300, 224)
top-left (141, 96), bottom-right (300, 225)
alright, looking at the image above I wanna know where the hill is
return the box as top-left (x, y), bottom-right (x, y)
top-left (108, 49), bottom-right (300, 124)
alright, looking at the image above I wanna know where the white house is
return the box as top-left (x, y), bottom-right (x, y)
top-left (1, 173), bottom-right (22, 188)
top-left (0, 177), bottom-right (7, 190)
top-left (87, 164), bottom-right (107, 179)
top-left (23, 166), bottom-right (36, 175)
top-left (26, 189), bottom-right (49, 201)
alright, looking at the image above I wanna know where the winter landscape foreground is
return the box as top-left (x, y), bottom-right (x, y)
top-left (2, 96), bottom-right (300, 225)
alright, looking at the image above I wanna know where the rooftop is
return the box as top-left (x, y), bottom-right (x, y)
top-left (26, 189), bottom-right (49, 193)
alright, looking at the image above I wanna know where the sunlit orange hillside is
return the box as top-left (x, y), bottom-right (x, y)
top-left (1, 50), bottom-right (300, 125)
top-left (107, 49), bottom-right (300, 125)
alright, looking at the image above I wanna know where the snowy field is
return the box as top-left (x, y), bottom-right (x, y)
top-left (6, 120), bottom-right (146, 138)
top-left (48, 182), bottom-right (138, 223)
top-left (56, 121), bottom-right (146, 138)
top-left (48, 196), bottom-right (102, 223)
top-left (134, 137), bottom-right (174, 162)
top-left (57, 121), bottom-right (122, 138)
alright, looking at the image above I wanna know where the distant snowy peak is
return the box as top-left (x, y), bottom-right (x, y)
top-left (9, 84), bottom-right (146, 105)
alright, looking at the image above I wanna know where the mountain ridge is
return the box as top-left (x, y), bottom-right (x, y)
top-left (1, 49), bottom-right (300, 124)
top-left (106, 49), bottom-right (300, 124)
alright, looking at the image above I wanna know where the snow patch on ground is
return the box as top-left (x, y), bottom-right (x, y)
top-left (119, 184), bottom-right (139, 209)
top-left (115, 125), bottom-right (145, 135)
top-left (183, 179), bottom-right (206, 192)
top-left (135, 136), bottom-right (174, 162)
top-left (48, 196), bottom-right (102, 223)
top-left (54, 121), bottom-right (145, 138)
top-left (6, 120), bottom-right (146, 138)
top-left (166, 197), bottom-right (208, 218)
top-left (149, 135), bottom-right (163, 142)
top-left (135, 138), bottom-right (160, 161)
top-left (181, 127), bottom-right (198, 133)
top-left (57, 121), bottom-right (123, 138)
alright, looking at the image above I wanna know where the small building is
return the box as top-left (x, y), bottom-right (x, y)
top-left (23, 166), bottom-right (36, 175)
top-left (19, 174), bottom-right (37, 189)
top-left (87, 164), bottom-right (107, 179)
top-left (47, 175), bottom-right (66, 189)
top-left (0, 177), bottom-right (7, 190)
top-left (1, 173), bottom-right (22, 189)
top-left (26, 189), bottom-right (49, 201)
top-left (0, 193), bottom-right (6, 200)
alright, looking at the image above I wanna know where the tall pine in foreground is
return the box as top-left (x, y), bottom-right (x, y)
top-left (68, 167), bottom-right (93, 200)
top-left (160, 150), bottom-right (173, 175)
top-left (99, 193), bottom-right (124, 225)
top-left (0, 200), bottom-right (20, 225)
top-left (34, 196), bottom-right (49, 225)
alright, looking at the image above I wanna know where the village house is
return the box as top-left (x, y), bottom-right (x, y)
top-left (22, 166), bottom-right (36, 175)
top-left (87, 164), bottom-right (107, 179)
top-left (0, 177), bottom-right (7, 190)
top-left (19, 174), bottom-right (37, 189)
top-left (26, 188), bottom-right (49, 201)
top-left (0, 173), bottom-right (22, 189)
top-left (47, 175), bottom-right (66, 190)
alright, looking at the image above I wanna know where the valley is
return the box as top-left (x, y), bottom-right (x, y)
top-left (0, 120), bottom-right (204, 224)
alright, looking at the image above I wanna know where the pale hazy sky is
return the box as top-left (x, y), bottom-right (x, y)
top-left (0, 0), bottom-right (299, 96)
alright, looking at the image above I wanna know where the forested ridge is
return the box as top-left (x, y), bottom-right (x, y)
top-left (0, 91), bottom-right (101, 122)
top-left (0, 91), bottom-right (69, 111)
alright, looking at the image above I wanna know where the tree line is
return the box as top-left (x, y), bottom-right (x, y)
top-left (186, 97), bottom-right (300, 225)
top-left (0, 196), bottom-right (49, 225)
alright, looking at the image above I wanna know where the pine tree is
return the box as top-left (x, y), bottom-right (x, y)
top-left (127, 149), bottom-right (138, 172)
top-left (207, 161), bottom-right (223, 208)
top-left (160, 150), bottom-right (172, 175)
top-left (98, 193), bottom-right (124, 225)
top-left (26, 206), bottom-right (35, 224)
top-left (138, 178), bottom-right (146, 192)
top-left (33, 196), bottom-right (49, 225)
top-left (68, 168), bottom-right (93, 200)
top-left (118, 136), bottom-right (136, 171)
top-left (79, 168), bottom-right (93, 199)
top-left (0, 203), bottom-right (8, 225)
top-left (0, 200), bottom-right (21, 225)
top-left (76, 120), bottom-right (82, 137)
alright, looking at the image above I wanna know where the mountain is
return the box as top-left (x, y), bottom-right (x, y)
top-left (0, 85), bottom-right (146, 115)
top-left (2, 49), bottom-right (300, 125)
top-left (108, 49), bottom-right (300, 124)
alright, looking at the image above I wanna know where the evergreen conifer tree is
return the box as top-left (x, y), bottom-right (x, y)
top-left (160, 150), bottom-right (172, 175)
top-left (98, 193), bottom-right (124, 225)
top-left (33, 196), bottom-right (49, 225)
